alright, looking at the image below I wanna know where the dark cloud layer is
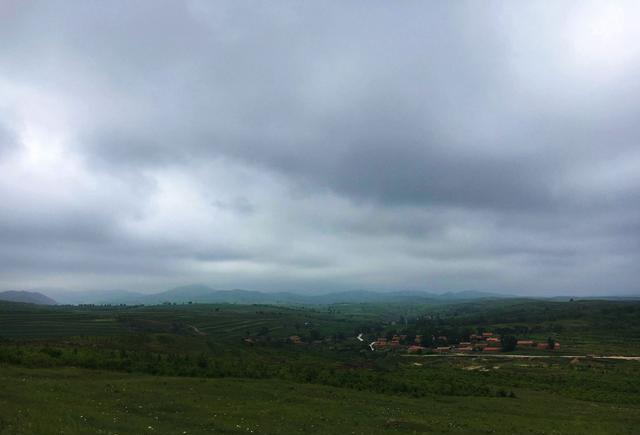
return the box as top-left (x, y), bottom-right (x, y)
top-left (1, 1), bottom-right (639, 295)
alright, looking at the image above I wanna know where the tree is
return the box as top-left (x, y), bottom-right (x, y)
top-left (547, 337), bottom-right (556, 350)
top-left (197, 353), bottom-right (208, 369)
top-left (309, 329), bottom-right (322, 342)
top-left (501, 335), bottom-right (517, 352)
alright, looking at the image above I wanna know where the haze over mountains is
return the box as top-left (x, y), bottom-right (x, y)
top-left (3, 286), bottom-right (637, 307)
top-left (0, 291), bottom-right (57, 305)
top-left (5, 285), bottom-right (512, 306)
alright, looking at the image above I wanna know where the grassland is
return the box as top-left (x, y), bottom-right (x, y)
top-left (1, 364), bottom-right (639, 435)
top-left (1, 298), bottom-right (639, 433)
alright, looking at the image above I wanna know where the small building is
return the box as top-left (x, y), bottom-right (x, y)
top-left (484, 347), bottom-right (500, 352)
top-left (435, 346), bottom-right (450, 353)
top-left (517, 340), bottom-right (535, 347)
top-left (482, 332), bottom-right (494, 337)
top-left (376, 338), bottom-right (388, 348)
top-left (289, 335), bottom-right (303, 344)
top-left (456, 346), bottom-right (473, 352)
top-left (408, 345), bottom-right (426, 353)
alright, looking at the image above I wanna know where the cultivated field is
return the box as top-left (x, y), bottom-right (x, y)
top-left (1, 299), bottom-right (640, 434)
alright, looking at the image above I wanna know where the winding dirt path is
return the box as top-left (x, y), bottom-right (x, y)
top-left (187, 324), bottom-right (206, 336)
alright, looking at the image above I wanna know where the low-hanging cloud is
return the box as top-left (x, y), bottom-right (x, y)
top-left (0, 0), bottom-right (639, 295)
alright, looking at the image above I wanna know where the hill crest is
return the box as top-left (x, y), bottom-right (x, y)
top-left (0, 291), bottom-right (58, 305)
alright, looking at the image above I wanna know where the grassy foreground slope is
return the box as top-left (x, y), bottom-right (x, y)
top-left (1, 300), bottom-right (639, 434)
top-left (1, 365), bottom-right (638, 435)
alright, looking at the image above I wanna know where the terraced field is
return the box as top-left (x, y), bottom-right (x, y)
top-left (0, 307), bottom-right (127, 338)
top-left (0, 302), bottom-right (359, 343)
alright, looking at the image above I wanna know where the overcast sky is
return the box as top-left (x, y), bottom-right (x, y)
top-left (1, 1), bottom-right (639, 295)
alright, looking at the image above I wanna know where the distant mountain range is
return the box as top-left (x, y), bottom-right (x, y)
top-left (17, 285), bottom-right (513, 306)
top-left (45, 289), bottom-right (144, 305)
top-left (2, 285), bottom-right (637, 306)
top-left (0, 290), bottom-right (58, 305)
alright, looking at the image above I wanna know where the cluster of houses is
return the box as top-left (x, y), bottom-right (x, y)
top-left (373, 334), bottom-right (409, 349)
top-left (282, 331), bottom-right (561, 353)
top-left (373, 332), bottom-right (560, 353)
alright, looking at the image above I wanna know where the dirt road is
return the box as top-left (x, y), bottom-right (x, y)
top-left (402, 354), bottom-right (640, 360)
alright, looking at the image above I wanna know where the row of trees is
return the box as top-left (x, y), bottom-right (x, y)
top-left (0, 343), bottom-right (513, 399)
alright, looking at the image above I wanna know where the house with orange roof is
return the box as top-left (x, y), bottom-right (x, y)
top-left (517, 340), bottom-right (535, 347)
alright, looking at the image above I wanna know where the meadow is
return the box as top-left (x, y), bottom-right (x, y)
top-left (2, 364), bottom-right (639, 435)
top-left (1, 299), bottom-right (640, 434)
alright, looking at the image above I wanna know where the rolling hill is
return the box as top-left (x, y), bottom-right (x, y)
top-left (0, 290), bottom-right (57, 305)
top-left (32, 285), bottom-right (513, 305)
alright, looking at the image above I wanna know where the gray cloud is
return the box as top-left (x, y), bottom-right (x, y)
top-left (0, 1), bottom-right (639, 295)
top-left (0, 118), bottom-right (18, 158)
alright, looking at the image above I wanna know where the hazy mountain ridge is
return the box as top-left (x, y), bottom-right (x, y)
top-left (46, 289), bottom-right (146, 305)
top-left (27, 285), bottom-right (514, 305)
top-left (0, 291), bottom-right (58, 305)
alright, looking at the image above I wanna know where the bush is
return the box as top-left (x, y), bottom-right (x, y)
top-left (501, 336), bottom-right (517, 352)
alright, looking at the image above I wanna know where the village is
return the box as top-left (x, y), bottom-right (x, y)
top-left (375, 332), bottom-right (561, 354)
top-left (283, 330), bottom-right (561, 353)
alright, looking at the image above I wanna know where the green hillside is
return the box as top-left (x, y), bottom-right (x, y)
top-left (1, 299), bottom-right (639, 434)
top-left (1, 365), bottom-right (638, 435)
